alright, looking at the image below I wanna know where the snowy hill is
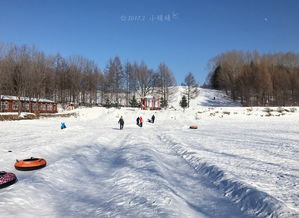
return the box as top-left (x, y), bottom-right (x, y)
top-left (0, 88), bottom-right (298, 217)
top-left (169, 87), bottom-right (241, 109)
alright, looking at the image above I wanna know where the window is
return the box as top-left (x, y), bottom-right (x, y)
top-left (32, 103), bottom-right (38, 111)
top-left (13, 103), bottom-right (19, 110)
top-left (23, 103), bottom-right (30, 111)
top-left (47, 104), bottom-right (53, 111)
top-left (40, 104), bottom-right (46, 111)
top-left (1, 102), bottom-right (9, 110)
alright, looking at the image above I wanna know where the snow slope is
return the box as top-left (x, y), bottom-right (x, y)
top-left (169, 87), bottom-right (241, 109)
top-left (0, 88), bottom-right (298, 217)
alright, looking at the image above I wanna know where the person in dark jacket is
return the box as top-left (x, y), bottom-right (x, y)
top-left (151, 114), bottom-right (155, 123)
top-left (118, 116), bottom-right (124, 130)
top-left (136, 117), bottom-right (140, 126)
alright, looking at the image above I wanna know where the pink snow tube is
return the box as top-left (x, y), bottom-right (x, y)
top-left (0, 171), bottom-right (17, 189)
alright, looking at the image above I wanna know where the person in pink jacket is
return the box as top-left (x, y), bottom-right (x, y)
top-left (139, 116), bottom-right (143, 127)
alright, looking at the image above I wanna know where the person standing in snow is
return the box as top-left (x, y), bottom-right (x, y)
top-left (136, 117), bottom-right (140, 126)
top-left (118, 116), bottom-right (124, 130)
top-left (151, 114), bottom-right (155, 123)
top-left (139, 116), bottom-right (143, 127)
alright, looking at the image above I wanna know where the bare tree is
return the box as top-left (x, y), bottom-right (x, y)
top-left (104, 56), bottom-right (124, 105)
top-left (123, 61), bottom-right (133, 106)
top-left (134, 61), bottom-right (154, 97)
top-left (157, 62), bottom-right (176, 106)
top-left (182, 72), bottom-right (199, 107)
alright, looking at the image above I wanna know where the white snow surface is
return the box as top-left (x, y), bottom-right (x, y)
top-left (0, 88), bottom-right (298, 217)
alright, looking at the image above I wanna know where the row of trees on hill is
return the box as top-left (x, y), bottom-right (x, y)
top-left (0, 42), bottom-right (178, 107)
top-left (207, 50), bottom-right (299, 106)
top-left (105, 57), bottom-right (177, 107)
top-left (0, 43), bottom-right (102, 105)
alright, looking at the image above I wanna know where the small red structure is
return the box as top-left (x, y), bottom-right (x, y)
top-left (0, 95), bottom-right (57, 113)
top-left (140, 96), bottom-right (160, 110)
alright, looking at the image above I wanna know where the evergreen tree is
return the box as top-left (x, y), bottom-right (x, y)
top-left (160, 97), bottom-right (168, 108)
top-left (104, 98), bottom-right (111, 108)
top-left (210, 65), bottom-right (221, 90)
top-left (129, 95), bottom-right (139, 107)
top-left (180, 95), bottom-right (188, 110)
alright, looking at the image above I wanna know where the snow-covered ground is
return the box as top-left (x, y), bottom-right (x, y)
top-left (0, 88), bottom-right (298, 217)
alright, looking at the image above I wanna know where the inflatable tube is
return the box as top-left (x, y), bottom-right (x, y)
top-left (0, 171), bottom-right (17, 189)
top-left (15, 157), bottom-right (47, 171)
top-left (189, 126), bottom-right (198, 129)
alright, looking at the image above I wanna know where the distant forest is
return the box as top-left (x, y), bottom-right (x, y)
top-left (1, 42), bottom-right (298, 107)
top-left (207, 50), bottom-right (299, 106)
top-left (0, 42), bottom-right (178, 107)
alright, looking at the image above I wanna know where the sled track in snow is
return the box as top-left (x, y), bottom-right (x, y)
top-left (159, 134), bottom-right (298, 218)
top-left (117, 132), bottom-right (248, 217)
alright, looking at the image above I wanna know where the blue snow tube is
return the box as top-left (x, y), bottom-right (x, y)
top-left (61, 122), bottom-right (66, 129)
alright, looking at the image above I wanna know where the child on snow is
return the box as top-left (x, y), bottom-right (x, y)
top-left (139, 116), bottom-right (143, 127)
top-left (147, 115), bottom-right (156, 123)
top-left (118, 116), bottom-right (124, 130)
top-left (151, 114), bottom-right (155, 123)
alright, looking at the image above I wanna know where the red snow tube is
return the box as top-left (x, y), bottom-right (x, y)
top-left (189, 126), bottom-right (198, 129)
top-left (15, 157), bottom-right (47, 171)
top-left (0, 171), bottom-right (17, 189)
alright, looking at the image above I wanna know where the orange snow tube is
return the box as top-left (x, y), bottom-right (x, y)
top-left (15, 157), bottom-right (47, 171)
top-left (189, 126), bottom-right (198, 129)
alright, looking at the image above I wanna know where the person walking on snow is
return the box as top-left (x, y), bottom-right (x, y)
top-left (118, 116), bottom-right (124, 130)
top-left (139, 116), bottom-right (143, 127)
top-left (136, 117), bottom-right (140, 126)
top-left (151, 114), bottom-right (155, 123)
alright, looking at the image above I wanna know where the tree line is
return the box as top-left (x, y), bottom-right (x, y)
top-left (207, 50), bottom-right (299, 106)
top-left (0, 42), bottom-right (179, 107)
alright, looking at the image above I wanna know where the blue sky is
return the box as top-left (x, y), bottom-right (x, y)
top-left (0, 0), bottom-right (298, 84)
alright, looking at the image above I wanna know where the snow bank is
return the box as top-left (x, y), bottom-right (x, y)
top-left (161, 135), bottom-right (297, 217)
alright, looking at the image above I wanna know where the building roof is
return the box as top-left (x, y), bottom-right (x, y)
top-left (0, 95), bottom-right (55, 103)
top-left (143, 95), bottom-right (155, 98)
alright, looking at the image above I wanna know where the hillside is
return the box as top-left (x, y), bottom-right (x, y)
top-left (0, 88), bottom-right (298, 217)
top-left (170, 87), bottom-right (241, 109)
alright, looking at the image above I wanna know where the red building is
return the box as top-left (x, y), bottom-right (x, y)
top-left (0, 95), bottom-right (57, 113)
top-left (140, 96), bottom-right (160, 110)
